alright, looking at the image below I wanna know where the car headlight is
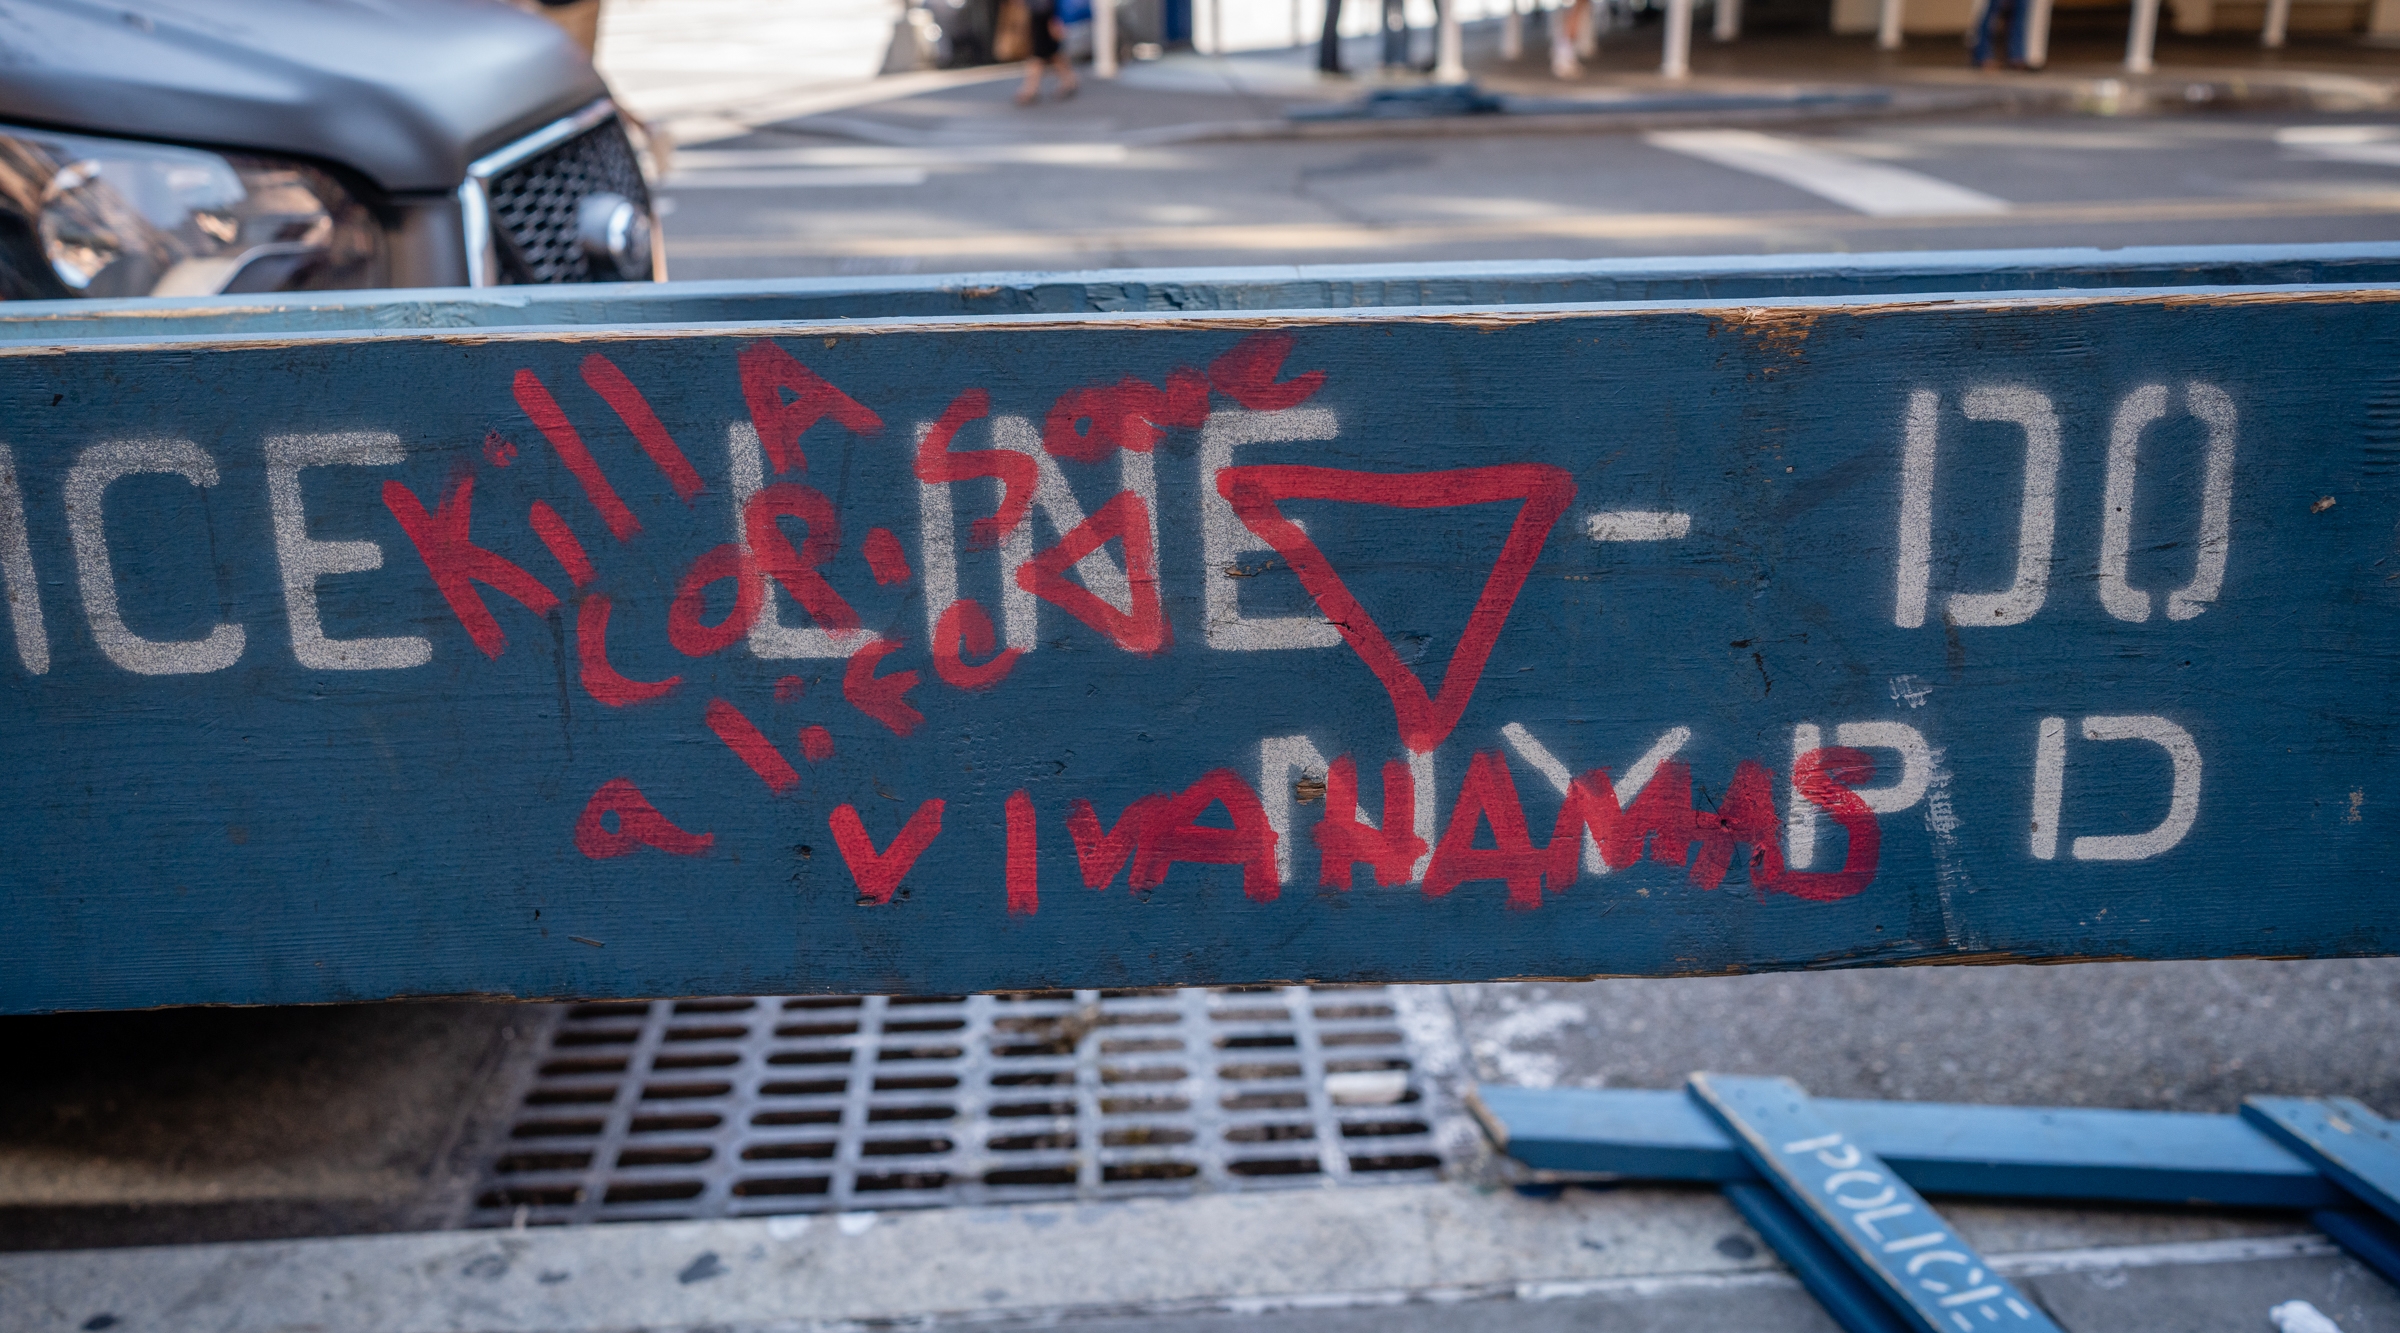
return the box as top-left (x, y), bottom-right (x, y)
top-left (0, 124), bottom-right (385, 301)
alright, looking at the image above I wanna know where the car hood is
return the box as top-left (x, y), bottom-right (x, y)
top-left (0, 0), bottom-right (609, 193)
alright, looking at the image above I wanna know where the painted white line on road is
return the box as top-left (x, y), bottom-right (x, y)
top-left (1647, 129), bottom-right (2010, 217)
top-left (665, 167), bottom-right (931, 189)
top-left (2277, 124), bottom-right (2400, 167)
top-left (665, 191), bottom-right (2400, 261)
top-left (1990, 1233), bottom-right (2338, 1277)
top-left (674, 143), bottom-right (1129, 169)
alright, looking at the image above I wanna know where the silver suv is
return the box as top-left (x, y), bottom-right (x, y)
top-left (0, 0), bottom-right (659, 301)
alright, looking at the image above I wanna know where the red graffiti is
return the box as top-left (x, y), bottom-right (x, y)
top-left (799, 725), bottom-right (835, 762)
top-left (1207, 332), bottom-right (1326, 411)
top-left (1688, 760), bottom-right (1786, 892)
top-left (914, 388), bottom-right (1035, 548)
top-left (581, 353), bottom-right (704, 502)
top-left (843, 636), bottom-right (924, 737)
top-left (1603, 761), bottom-right (1695, 872)
top-left (1042, 368), bottom-right (1209, 462)
top-left (737, 340), bottom-right (882, 474)
top-left (775, 675), bottom-right (808, 703)
top-left (576, 595), bottom-right (679, 706)
top-left (575, 778), bottom-right (714, 859)
top-left (528, 500), bottom-right (595, 589)
top-left (1423, 750), bottom-right (1546, 909)
top-left (482, 431), bottom-right (518, 467)
top-left (1780, 747), bottom-right (1881, 902)
top-left (1014, 490), bottom-right (1169, 654)
top-left (1067, 796), bottom-right (1160, 890)
top-left (705, 699), bottom-right (798, 794)
top-left (1007, 790), bottom-right (1038, 915)
top-left (743, 481), bottom-right (860, 635)
top-left (667, 543), bottom-right (764, 658)
top-left (1317, 755), bottom-right (1426, 889)
top-left (1219, 464), bottom-right (1574, 753)
top-left (1130, 769), bottom-right (1279, 903)
top-left (864, 527), bottom-right (911, 584)
top-left (932, 599), bottom-right (1022, 691)
top-left (514, 368), bottom-right (639, 541)
top-left (1540, 768), bottom-right (1624, 893)
top-left (830, 798), bottom-right (943, 904)
top-left (383, 474), bottom-right (559, 658)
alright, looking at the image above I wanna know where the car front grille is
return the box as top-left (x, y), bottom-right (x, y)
top-left (483, 115), bottom-right (650, 285)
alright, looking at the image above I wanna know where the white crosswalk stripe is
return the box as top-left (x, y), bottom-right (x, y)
top-left (1648, 129), bottom-right (2010, 217)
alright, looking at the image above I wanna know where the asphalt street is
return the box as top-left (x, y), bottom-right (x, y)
top-left (656, 90), bottom-right (2400, 277)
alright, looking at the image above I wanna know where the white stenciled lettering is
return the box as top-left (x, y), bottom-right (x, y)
top-left (2031, 716), bottom-right (2067, 861)
top-left (733, 422), bottom-right (860, 660)
top-left (2073, 715), bottom-right (2202, 861)
top-left (1894, 387), bottom-right (2061, 628)
top-left (2030, 714), bottom-right (2201, 862)
top-left (1501, 723), bottom-right (1690, 878)
top-left (1261, 735), bottom-right (1333, 886)
top-left (2098, 382), bottom-right (2238, 623)
top-left (1788, 721), bottom-right (1932, 869)
top-left (266, 432), bottom-right (429, 671)
top-left (0, 444), bottom-right (48, 674)
top-left (1951, 387), bottom-right (2061, 626)
top-left (995, 417), bottom-right (1156, 653)
top-left (1201, 408), bottom-right (1341, 651)
top-left (65, 438), bottom-right (244, 675)
top-left (1585, 510), bottom-right (1692, 542)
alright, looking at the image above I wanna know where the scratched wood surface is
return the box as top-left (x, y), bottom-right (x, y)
top-left (0, 242), bottom-right (2395, 341)
top-left (0, 267), bottom-right (2395, 1012)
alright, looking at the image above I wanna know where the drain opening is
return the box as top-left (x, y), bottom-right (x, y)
top-left (470, 986), bottom-right (1447, 1225)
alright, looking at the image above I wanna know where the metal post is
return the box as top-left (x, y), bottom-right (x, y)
top-left (2024, 0), bottom-right (2053, 65)
top-left (1662, 0), bottom-right (1693, 75)
top-left (2262, 0), bottom-right (2292, 46)
top-left (1715, 0), bottom-right (1743, 41)
top-left (1207, 0), bottom-right (1222, 52)
top-left (2124, 0), bottom-right (2158, 69)
top-left (1876, 0), bottom-right (1903, 49)
top-left (1434, 0), bottom-right (1467, 79)
top-left (1096, 0), bottom-right (1118, 75)
top-left (1501, 0), bottom-right (1523, 58)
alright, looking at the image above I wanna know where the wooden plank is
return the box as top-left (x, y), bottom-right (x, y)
top-left (1723, 1181), bottom-right (1918, 1333)
top-left (1691, 1073), bottom-right (2060, 1333)
top-left (0, 242), bottom-right (2394, 341)
top-left (2244, 1097), bottom-right (2400, 1228)
top-left (0, 273), bottom-right (2396, 1011)
top-left (1471, 1085), bottom-right (2343, 1208)
top-left (2308, 1208), bottom-right (2400, 1288)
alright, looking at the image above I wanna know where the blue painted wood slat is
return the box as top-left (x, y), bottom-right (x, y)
top-left (0, 243), bottom-right (2395, 342)
top-left (0, 257), bottom-right (2394, 1012)
top-left (2244, 1097), bottom-right (2400, 1230)
top-left (1471, 1085), bottom-right (2344, 1208)
top-left (1691, 1073), bottom-right (2060, 1333)
top-left (1724, 1180), bottom-right (1919, 1333)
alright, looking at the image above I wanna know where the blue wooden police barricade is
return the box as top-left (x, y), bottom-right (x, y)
top-left (1473, 1081), bottom-right (2400, 1332)
top-left (0, 242), bottom-right (2394, 1018)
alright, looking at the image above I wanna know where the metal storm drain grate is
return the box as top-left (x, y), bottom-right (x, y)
top-left (471, 987), bottom-right (1447, 1225)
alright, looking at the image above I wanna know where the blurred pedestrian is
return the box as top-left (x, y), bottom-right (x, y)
top-left (1015, 0), bottom-right (1080, 103)
top-left (1971, 0), bottom-right (2029, 68)
top-left (1319, 0), bottom-right (1346, 72)
top-left (1549, 0), bottom-right (1592, 77)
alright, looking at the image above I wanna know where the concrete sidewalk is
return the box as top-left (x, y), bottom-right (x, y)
top-left (8, 1176), bottom-right (2393, 1332)
top-left (623, 12), bottom-right (2399, 153)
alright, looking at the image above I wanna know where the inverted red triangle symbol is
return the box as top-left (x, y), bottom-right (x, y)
top-left (1014, 490), bottom-right (1171, 654)
top-left (1218, 464), bottom-right (1576, 754)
